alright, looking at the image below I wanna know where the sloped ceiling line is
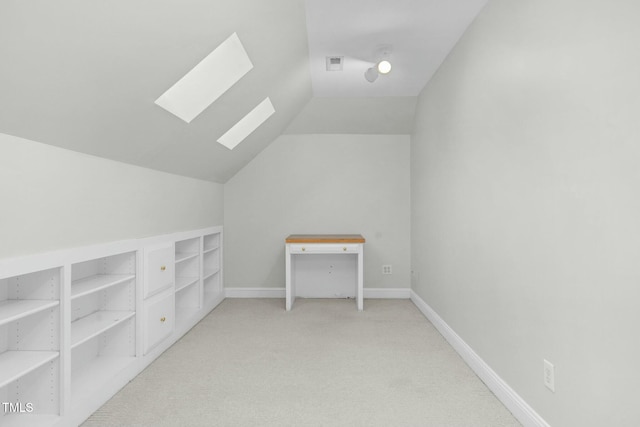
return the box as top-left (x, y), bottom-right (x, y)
top-left (0, 0), bottom-right (485, 183)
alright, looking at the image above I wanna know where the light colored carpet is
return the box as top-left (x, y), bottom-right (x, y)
top-left (82, 298), bottom-right (522, 427)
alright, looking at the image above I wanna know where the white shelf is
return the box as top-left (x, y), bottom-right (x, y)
top-left (0, 300), bottom-right (59, 327)
top-left (203, 246), bottom-right (219, 254)
top-left (71, 311), bottom-right (135, 349)
top-left (203, 268), bottom-right (220, 281)
top-left (71, 274), bottom-right (135, 300)
top-left (0, 350), bottom-right (59, 388)
top-left (175, 252), bottom-right (198, 264)
top-left (175, 276), bottom-right (199, 293)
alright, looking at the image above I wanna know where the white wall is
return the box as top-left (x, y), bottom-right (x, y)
top-left (411, 1), bottom-right (640, 426)
top-left (224, 134), bottom-right (410, 290)
top-left (0, 133), bottom-right (223, 259)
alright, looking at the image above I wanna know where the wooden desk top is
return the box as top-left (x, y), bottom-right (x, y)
top-left (285, 234), bottom-right (365, 244)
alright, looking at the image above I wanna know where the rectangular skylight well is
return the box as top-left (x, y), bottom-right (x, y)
top-left (154, 32), bottom-right (253, 123)
top-left (217, 97), bottom-right (275, 150)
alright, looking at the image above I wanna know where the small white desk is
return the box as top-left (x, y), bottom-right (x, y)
top-left (285, 234), bottom-right (365, 311)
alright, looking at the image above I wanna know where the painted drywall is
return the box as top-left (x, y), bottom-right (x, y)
top-left (284, 97), bottom-right (417, 135)
top-left (224, 134), bottom-right (410, 290)
top-left (411, 1), bottom-right (640, 426)
top-left (0, 133), bottom-right (223, 259)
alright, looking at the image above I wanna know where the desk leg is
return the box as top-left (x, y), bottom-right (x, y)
top-left (357, 245), bottom-right (364, 311)
top-left (285, 244), bottom-right (294, 311)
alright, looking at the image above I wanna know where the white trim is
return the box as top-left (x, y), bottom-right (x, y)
top-left (410, 290), bottom-right (551, 427)
top-left (0, 226), bottom-right (223, 278)
top-left (225, 287), bottom-right (286, 298)
top-left (364, 288), bottom-right (411, 299)
top-left (225, 287), bottom-right (411, 300)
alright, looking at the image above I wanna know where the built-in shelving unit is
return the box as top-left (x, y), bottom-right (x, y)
top-left (70, 252), bottom-right (136, 406)
top-left (0, 267), bottom-right (61, 426)
top-left (202, 232), bottom-right (222, 305)
top-left (174, 237), bottom-right (201, 329)
top-left (0, 226), bottom-right (222, 427)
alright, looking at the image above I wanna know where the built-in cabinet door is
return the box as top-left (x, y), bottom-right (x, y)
top-left (144, 290), bottom-right (175, 354)
top-left (144, 244), bottom-right (174, 298)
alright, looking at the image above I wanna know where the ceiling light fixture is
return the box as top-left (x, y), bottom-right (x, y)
top-left (364, 45), bottom-right (393, 83)
top-left (364, 66), bottom-right (379, 82)
top-left (364, 60), bottom-right (392, 83)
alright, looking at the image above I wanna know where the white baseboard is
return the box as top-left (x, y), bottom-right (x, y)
top-left (225, 287), bottom-right (285, 298)
top-left (224, 287), bottom-right (411, 299)
top-left (410, 290), bottom-right (550, 427)
top-left (364, 288), bottom-right (411, 299)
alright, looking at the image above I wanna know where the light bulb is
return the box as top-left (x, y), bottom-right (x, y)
top-left (377, 60), bottom-right (392, 74)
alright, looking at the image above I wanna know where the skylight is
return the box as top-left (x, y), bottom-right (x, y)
top-left (154, 32), bottom-right (253, 123)
top-left (217, 98), bottom-right (275, 150)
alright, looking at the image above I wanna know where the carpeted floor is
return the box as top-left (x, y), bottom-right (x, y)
top-left (82, 298), bottom-right (522, 426)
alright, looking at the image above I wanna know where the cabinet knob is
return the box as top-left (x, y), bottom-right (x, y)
top-left (302, 247), bottom-right (306, 251)
top-left (343, 247), bottom-right (347, 251)
top-left (160, 266), bottom-right (166, 271)
top-left (160, 317), bottom-right (166, 322)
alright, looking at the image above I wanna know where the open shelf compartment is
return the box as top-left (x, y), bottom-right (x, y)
top-left (175, 276), bottom-right (199, 293)
top-left (70, 251), bottom-right (137, 406)
top-left (70, 322), bottom-right (136, 406)
top-left (1, 267), bottom-right (61, 421)
top-left (203, 233), bottom-right (220, 252)
top-left (175, 237), bottom-right (200, 265)
top-left (0, 300), bottom-right (59, 326)
top-left (174, 237), bottom-right (201, 317)
top-left (71, 274), bottom-right (135, 300)
top-left (71, 310), bottom-right (135, 349)
top-left (1, 356), bottom-right (60, 424)
top-left (202, 232), bottom-right (222, 305)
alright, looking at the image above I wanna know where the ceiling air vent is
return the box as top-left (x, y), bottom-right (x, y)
top-left (326, 56), bottom-right (343, 71)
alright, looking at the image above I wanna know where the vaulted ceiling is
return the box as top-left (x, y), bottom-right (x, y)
top-left (0, 0), bottom-right (486, 183)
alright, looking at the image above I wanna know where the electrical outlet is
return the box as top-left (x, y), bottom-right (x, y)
top-left (382, 265), bottom-right (392, 275)
top-left (544, 359), bottom-right (555, 392)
